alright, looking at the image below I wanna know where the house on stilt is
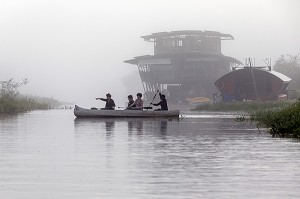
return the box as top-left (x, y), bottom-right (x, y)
top-left (124, 30), bottom-right (241, 103)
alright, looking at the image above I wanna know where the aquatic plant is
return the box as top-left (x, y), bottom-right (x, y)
top-left (250, 100), bottom-right (300, 138)
top-left (193, 100), bottom-right (300, 138)
top-left (0, 79), bottom-right (61, 114)
top-left (1, 78), bottom-right (28, 97)
top-left (192, 101), bottom-right (291, 113)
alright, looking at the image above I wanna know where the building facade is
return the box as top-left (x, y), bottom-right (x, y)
top-left (124, 30), bottom-right (241, 103)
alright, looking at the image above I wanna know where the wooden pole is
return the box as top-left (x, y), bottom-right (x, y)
top-left (249, 58), bottom-right (259, 100)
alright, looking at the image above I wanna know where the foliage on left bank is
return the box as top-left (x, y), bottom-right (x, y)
top-left (0, 79), bottom-right (60, 114)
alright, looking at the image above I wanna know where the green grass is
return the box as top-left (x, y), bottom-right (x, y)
top-left (192, 101), bottom-right (292, 113)
top-left (0, 78), bottom-right (61, 114)
top-left (193, 100), bottom-right (300, 138)
top-left (250, 100), bottom-right (300, 138)
top-left (0, 95), bottom-right (61, 114)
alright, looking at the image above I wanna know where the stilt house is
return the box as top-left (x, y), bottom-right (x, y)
top-left (124, 30), bottom-right (241, 103)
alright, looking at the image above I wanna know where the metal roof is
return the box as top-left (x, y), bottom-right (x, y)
top-left (215, 68), bottom-right (291, 84)
top-left (268, 70), bottom-right (291, 82)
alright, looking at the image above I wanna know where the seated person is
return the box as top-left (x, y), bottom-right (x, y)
top-left (151, 93), bottom-right (168, 111)
top-left (95, 93), bottom-right (115, 110)
top-left (127, 93), bottom-right (143, 110)
top-left (127, 95), bottom-right (135, 109)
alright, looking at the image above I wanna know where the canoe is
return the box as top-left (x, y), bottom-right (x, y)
top-left (74, 105), bottom-right (180, 118)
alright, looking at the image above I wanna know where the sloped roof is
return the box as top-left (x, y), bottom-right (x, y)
top-left (214, 68), bottom-right (291, 86)
top-left (141, 30), bottom-right (234, 41)
top-left (124, 52), bottom-right (242, 65)
top-left (268, 70), bottom-right (291, 82)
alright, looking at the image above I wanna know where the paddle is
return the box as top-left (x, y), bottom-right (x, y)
top-left (118, 106), bottom-right (153, 110)
top-left (118, 106), bottom-right (127, 109)
top-left (143, 90), bottom-right (159, 110)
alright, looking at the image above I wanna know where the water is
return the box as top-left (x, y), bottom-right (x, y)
top-left (1, 110), bottom-right (300, 199)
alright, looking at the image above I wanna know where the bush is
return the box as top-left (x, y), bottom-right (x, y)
top-left (250, 100), bottom-right (300, 138)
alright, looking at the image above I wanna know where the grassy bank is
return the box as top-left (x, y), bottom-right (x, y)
top-left (0, 95), bottom-right (61, 114)
top-left (193, 100), bottom-right (300, 138)
top-left (0, 78), bottom-right (61, 114)
top-left (192, 101), bottom-right (292, 113)
top-left (250, 100), bottom-right (300, 138)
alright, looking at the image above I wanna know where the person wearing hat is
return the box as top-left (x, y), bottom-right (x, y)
top-left (127, 93), bottom-right (143, 110)
top-left (95, 93), bottom-right (116, 110)
top-left (151, 92), bottom-right (168, 111)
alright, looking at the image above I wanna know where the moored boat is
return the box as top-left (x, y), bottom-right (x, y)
top-left (186, 97), bottom-right (210, 107)
top-left (74, 105), bottom-right (180, 118)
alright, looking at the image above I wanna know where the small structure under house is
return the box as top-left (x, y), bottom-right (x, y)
top-left (124, 30), bottom-right (241, 103)
top-left (214, 59), bottom-right (292, 102)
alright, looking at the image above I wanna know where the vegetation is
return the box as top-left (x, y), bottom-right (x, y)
top-left (192, 101), bottom-right (292, 113)
top-left (274, 54), bottom-right (300, 98)
top-left (0, 79), bottom-right (61, 114)
top-left (250, 100), bottom-right (300, 138)
top-left (246, 54), bottom-right (300, 138)
top-left (193, 100), bottom-right (300, 138)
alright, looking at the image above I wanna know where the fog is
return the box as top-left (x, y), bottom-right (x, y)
top-left (1, 0), bottom-right (300, 107)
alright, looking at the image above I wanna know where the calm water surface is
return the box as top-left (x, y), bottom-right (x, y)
top-left (0, 110), bottom-right (300, 199)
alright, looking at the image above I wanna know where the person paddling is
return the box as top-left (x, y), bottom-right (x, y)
top-left (151, 92), bottom-right (168, 111)
top-left (95, 93), bottom-right (116, 110)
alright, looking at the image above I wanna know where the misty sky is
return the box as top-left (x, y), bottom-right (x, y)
top-left (1, 0), bottom-right (300, 106)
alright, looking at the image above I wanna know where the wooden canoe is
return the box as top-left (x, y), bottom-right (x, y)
top-left (74, 105), bottom-right (180, 118)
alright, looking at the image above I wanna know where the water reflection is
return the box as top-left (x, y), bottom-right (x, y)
top-left (73, 118), bottom-right (172, 140)
top-left (105, 120), bottom-right (115, 138)
top-left (160, 120), bottom-right (168, 134)
top-left (128, 120), bottom-right (143, 134)
top-left (105, 121), bottom-right (115, 131)
top-left (1, 111), bottom-right (300, 199)
top-left (126, 119), bottom-right (170, 136)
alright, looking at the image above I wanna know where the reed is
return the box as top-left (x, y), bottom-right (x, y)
top-left (192, 101), bottom-right (291, 113)
top-left (0, 78), bottom-right (61, 114)
top-left (250, 100), bottom-right (300, 138)
top-left (193, 100), bottom-right (300, 138)
top-left (0, 95), bottom-right (60, 114)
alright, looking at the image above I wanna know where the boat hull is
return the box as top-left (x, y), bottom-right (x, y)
top-left (74, 105), bottom-right (180, 118)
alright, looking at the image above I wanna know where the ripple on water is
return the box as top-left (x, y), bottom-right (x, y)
top-left (0, 110), bottom-right (300, 199)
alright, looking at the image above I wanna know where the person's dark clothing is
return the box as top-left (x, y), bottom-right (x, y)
top-left (100, 98), bottom-right (115, 110)
top-left (153, 94), bottom-right (168, 110)
top-left (127, 99), bottom-right (135, 108)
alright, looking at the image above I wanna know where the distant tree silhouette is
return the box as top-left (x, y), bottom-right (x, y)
top-left (0, 78), bottom-right (28, 98)
top-left (273, 54), bottom-right (300, 90)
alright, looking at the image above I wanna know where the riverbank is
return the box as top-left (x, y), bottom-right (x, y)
top-left (192, 101), bottom-right (292, 113)
top-left (250, 100), bottom-right (300, 138)
top-left (0, 78), bottom-right (62, 115)
top-left (193, 100), bottom-right (300, 138)
top-left (0, 95), bottom-right (61, 115)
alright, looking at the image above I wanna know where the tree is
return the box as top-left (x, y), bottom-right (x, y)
top-left (0, 78), bottom-right (28, 98)
top-left (273, 54), bottom-right (300, 90)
